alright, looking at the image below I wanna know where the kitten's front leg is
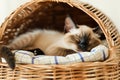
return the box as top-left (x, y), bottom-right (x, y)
top-left (45, 46), bottom-right (75, 56)
top-left (0, 46), bottom-right (15, 70)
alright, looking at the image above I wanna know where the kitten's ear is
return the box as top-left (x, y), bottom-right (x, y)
top-left (64, 15), bottom-right (76, 32)
top-left (93, 26), bottom-right (105, 40)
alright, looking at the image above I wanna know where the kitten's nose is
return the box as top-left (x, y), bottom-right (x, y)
top-left (79, 39), bottom-right (87, 51)
top-left (79, 44), bottom-right (86, 51)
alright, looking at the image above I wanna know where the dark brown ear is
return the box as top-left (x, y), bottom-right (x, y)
top-left (64, 15), bottom-right (76, 32)
top-left (93, 26), bottom-right (105, 40)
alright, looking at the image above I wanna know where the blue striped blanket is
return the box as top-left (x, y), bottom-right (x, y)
top-left (2, 45), bottom-right (109, 64)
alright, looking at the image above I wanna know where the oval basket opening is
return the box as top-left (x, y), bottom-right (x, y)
top-left (0, 2), bottom-right (106, 45)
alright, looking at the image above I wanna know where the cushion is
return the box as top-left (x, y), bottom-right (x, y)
top-left (2, 45), bottom-right (109, 64)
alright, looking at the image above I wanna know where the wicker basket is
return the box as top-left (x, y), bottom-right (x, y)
top-left (0, 0), bottom-right (120, 80)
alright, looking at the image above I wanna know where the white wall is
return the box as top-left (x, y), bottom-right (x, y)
top-left (0, 0), bottom-right (30, 25)
top-left (0, 0), bottom-right (120, 32)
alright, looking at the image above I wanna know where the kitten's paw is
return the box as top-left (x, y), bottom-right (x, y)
top-left (28, 48), bottom-right (45, 55)
top-left (0, 46), bottom-right (15, 70)
top-left (6, 56), bottom-right (15, 70)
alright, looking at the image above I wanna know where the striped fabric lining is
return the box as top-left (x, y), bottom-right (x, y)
top-left (102, 50), bottom-right (106, 61)
top-left (11, 45), bottom-right (109, 65)
top-left (78, 53), bottom-right (84, 62)
top-left (54, 56), bottom-right (58, 64)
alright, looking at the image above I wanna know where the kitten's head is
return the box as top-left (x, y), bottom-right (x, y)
top-left (64, 15), bottom-right (101, 52)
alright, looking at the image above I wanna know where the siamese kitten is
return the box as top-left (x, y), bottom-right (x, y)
top-left (0, 15), bottom-right (101, 69)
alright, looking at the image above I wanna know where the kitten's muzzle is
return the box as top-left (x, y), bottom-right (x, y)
top-left (78, 39), bottom-right (88, 51)
top-left (79, 43), bottom-right (87, 51)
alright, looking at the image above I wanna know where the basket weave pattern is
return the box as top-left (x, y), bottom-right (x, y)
top-left (0, 0), bottom-right (120, 80)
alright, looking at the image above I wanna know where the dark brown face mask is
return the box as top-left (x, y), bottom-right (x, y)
top-left (78, 34), bottom-right (90, 51)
